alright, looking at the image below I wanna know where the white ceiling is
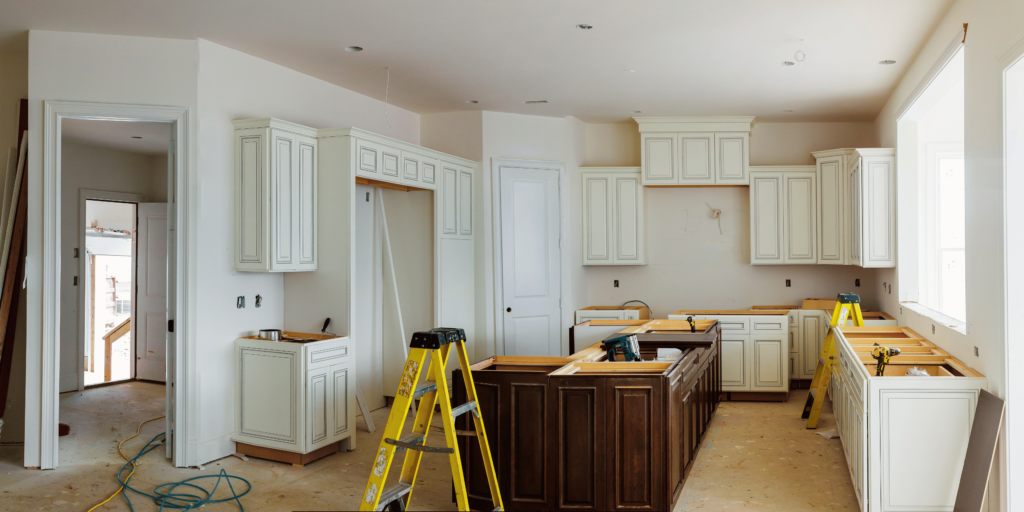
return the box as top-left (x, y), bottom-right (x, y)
top-left (0, 0), bottom-right (953, 123)
top-left (61, 119), bottom-right (169, 155)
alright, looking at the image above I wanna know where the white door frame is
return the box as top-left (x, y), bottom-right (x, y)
top-left (490, 158), bottom-right (569, 356)
top-left (77, 190), bottom-right (146, 391)
top-left (1001, 30), bottom-right (1024, 512)
top-left (35, 100), bottom-right (197, 469)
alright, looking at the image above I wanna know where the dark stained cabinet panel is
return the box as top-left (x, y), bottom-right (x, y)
top-left (454, 325), bottom-right (721, 512)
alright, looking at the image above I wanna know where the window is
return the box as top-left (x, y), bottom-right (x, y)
top-left (898, 44), bottom-right (965, 326)
top-left (116, 299), bottom-right (131, 315)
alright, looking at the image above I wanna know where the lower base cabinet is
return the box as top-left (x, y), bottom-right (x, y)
top-left (453, 329), bottom-right (721, 511)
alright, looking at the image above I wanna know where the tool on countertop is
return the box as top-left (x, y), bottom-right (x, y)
top-left (802, 293), bottom-right (865, 429)
top-left (602, 334), bottom-right (642, 362)
top-left (359, 327), bottom-right (502, 512)
top-left (871, 344), bottom-right (901, 376)
top-left (687, 316), bottom-right (696, 333)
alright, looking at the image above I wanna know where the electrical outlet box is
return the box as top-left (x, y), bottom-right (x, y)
top-left (855, 279), bottom-right (861, 287)
top-left (614, 280), bottom-right (619, 288)
top-left (785, 279), bottom-right (791, 287)
top-left (975, 346), bottom-right (979, 357)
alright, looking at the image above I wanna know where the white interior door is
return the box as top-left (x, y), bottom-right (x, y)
top-left (135, 203), bottom-right (167, 382)
top-left (499, 166), bottom-right (561, 356)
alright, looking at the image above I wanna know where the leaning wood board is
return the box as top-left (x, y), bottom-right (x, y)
top-left (452, 324), bottom-right (722, 511)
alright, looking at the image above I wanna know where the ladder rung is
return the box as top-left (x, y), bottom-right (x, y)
top-left (387, 433), bottom-right (425, 454)
top-left (430, 426), bottom-right (477, 437)
top-left (412, 381), bottom-right (437, 399)
top-left (385, 436), bottom-right (454, 454)
top-left (375, 482), bottom-right (413, 511)
top-left (450, 400), bottom-right (478, 419)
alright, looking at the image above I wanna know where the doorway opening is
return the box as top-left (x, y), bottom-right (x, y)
top-left (58, 116), bottom-right (171, 466)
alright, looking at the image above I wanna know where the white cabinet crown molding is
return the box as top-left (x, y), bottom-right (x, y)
top-left (231, 117), bottom-right (319, 138)
top-left (316, 127), bottom-right (478, 169)
top-left (634, 116), bottom-right (756, 133)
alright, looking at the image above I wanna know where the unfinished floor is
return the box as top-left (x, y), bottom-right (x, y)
top-left (0, 384), bottom-right (855, 511)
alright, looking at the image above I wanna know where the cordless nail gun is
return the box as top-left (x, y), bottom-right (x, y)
top-left (602, 334), bottom-right (642, 362)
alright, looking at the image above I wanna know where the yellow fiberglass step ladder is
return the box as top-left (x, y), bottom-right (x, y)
top-left (801, 293), bottom-right (865, 429)
top-left (359, 327), bottom-right (502, 512)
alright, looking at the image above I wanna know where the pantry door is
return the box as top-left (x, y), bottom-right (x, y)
top-left (135, 202), bottom-right (168, 382)
top-left (498, 162), bottom-right (562, 357)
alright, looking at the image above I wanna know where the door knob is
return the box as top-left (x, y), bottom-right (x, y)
top-left (506, 307), bottom-right (511, 313)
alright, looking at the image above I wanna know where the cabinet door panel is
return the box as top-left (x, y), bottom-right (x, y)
top-left (720, 336), bottom-right (747, 390)
top-left (356, 139), bottom-right (380, 176)
top-left (817, 157), bottom-right (845, 264)
top-left (750, 173), bottom-right (783, 263)
top-left (642, 135), bottom-right (676, 184)
top-left (752, 336), bottom-right (786, 390)
top-left (800, 314), bottom-right (823, 378)
top-left (331, 365), bottom-right (349, 436)
top-left (615, 175), bottom-right (642, 263)
top-left (442, 166), bottom-right (459, 235)
top-left (510, 383), bottom-right (548, 504)
top-left (551, 379), bottom-right (604, 510)
top-left (422, 160), bottom-right (437, 184)
top-left (784, 172), bottom-right (817, 263)
top-left (715, 133), bottom-right (747, 184)
top-left (403, 155), bottom-right (419, 181)
top-left (298, 138), bottom-right (316, 266)
top-left (307, 369), bottom-right (329, 447)
top-left (272, 132), bottom-right (294, 266)
top-left (459, 169), bottom-right (473, 236)
top-left (583, 175), bottom-right (612, 264)
top-left (848, 161), bottom-right (862, 266)
top-left (864, 159), bottom-right (894, 266)
top-left (381, 147), bottom-right (401, 179)
top-left (679, 134), bottom-right (714, 184)
top-left (237, 134), bottom-right (264, 266)
top-left (608, 379), bottom-right (662, 511)
top-left (239, 348), bottom-right (298, 444)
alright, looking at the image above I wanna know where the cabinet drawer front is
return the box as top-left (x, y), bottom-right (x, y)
top-left (307, 343), bottom-right (351, 369)
top-left (575, 309), bottom-right (624, 324)
top-left (701, 315), bottom-right (750, 334)
top-left (751, 317), bottom-right (786, 333)
top-left (357, 140), bottom-right (379, 175)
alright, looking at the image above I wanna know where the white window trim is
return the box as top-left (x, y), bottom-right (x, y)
top-left (919, 143), bottom-right (965, 320)
top-left (899, 301), bottom-right (966, 335)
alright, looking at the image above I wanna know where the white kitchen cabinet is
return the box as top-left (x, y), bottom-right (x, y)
top-left (750, 166), bottom-right (818, 265)
top-left (574, 305), bottom-right (650, 324)
top-left (750, 171), bottom-right (783, 263)
top-left (636, 117), bottom-right (754, 186)
top-left (668, 311), bottom-right (789, 395)
top-left (581, 168), bottom-right (646, 265)
top-left (812, 148), bottom-right (895, 268)
top-left (715, 132), bottom-right (749, 184)
top-left (232, 333), bottom-right (355, 456)
top-left (437, 162), bottom-right (474, 238)
top-left (829, 326), bottom-right (986, 512)
top-left (797, 310), bottom-right (826, 379)
top-left (233, 118), bottom-right (318, 272)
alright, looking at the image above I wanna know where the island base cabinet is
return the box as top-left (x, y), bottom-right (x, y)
top-left (454, 342), bottom-right (720, 512)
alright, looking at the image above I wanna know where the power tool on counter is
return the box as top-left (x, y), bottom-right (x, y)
top-left (687, 316), bottom-right (696, 333)
top-left (602, 334), bottom-right (642, 362)
top-left (871, 343), bottom-right (901, 376)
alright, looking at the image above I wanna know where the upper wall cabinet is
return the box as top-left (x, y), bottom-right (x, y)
top-left (581, 167), bottom-right (646, 265)
top-left (636, 117), bottom-right (754, 186)
top-left (812, 148), bottom-right (895, 268)
top-left (351, 134), bottom-right (439, 191)
top-left (234, 118), bottom-right (318, 272)
top-left (749, 166), bottom-right (817, 265)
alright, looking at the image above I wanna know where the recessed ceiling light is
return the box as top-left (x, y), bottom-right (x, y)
top-left (625, 69), bottom-right (635, 73)
top-left (131, 136), bottom-right (142, 139)
top-left (631, 110), bottom-right (642, 114)
top-left (345, 46), bottom-right (363, 52)
top-left (879, 60), bottom-right (897, 65)
top-left (525, 100), bottom-right (548, 104)
top-left (780, 61), bottom-right (795, 66)
top-left (576, 24), bottom-right (593, 30)
top-left (782, 110), bottom-right (794, 113)
top-left (465, 100), bottom-right (479, 104)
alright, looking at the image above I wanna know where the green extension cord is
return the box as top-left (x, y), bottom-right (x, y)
top-left (115, 432), bottom-right (252, 511)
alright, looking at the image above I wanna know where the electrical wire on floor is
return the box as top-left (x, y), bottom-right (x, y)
top-left (87, 415), bottom-right (252, 512)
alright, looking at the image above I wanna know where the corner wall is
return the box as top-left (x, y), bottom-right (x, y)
top-left (870, 1), bottom-right (1024, 509)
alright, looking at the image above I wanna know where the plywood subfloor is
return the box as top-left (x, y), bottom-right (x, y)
top-left (0, 385), bottom-right (855, 511)
top-left (675, 389), bottom-right (859, 511)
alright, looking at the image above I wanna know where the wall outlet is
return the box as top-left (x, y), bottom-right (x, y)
top-left (855, 279), bottom-right (861, 287)
top-left (932, 324), bottom-right (936, 334)
top-left (975, 346), bottom-right (979, 357)
top-left (785, 279), bottom-right (791, 287)
top-left (614, 280), bottom-right (619, 288)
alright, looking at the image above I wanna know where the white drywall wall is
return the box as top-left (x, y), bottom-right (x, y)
top-left (871, 1), bottom-right (1024, 509)
top-left (197, 39), bottom-right (420, 463)
top-left (26, 30), bottom-right (199, 467)
top-left (58, 142), bottom-right (165, 392)
top-left (420, 111), bottom-right (483, 162)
